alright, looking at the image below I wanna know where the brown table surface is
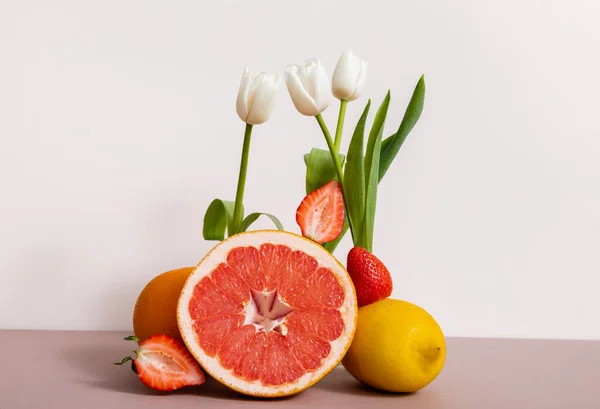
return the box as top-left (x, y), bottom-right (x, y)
top-left (1, 330), bottom-right (598, 409)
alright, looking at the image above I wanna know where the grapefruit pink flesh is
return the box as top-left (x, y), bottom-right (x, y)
top-left (178, 230), bottom-right (357, 397)
top-left (188, 244), bottom-right (344, 385)
top-left (188, 243), bottom-right (344, 386)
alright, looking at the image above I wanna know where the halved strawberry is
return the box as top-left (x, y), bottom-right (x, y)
top-left (347, 246), bottom-right (393, 307)
top-left (114, 334), bottom-right (205, 392)
top-left (296, 179), bottom-right (345, 244)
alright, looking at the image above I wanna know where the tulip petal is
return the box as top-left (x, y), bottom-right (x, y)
top-left (332, 49), bottom-right (357, 101)
top-left (236, 67), bottom-right (254, 122)
top-left (349, 59), bottom-right (368, 101)
top-left (305, 58), bottom-right (331, 113)
top-left (236, 68), bottom-right (279, 125)
top-left (332, 48), bottom-right (368, 101)
top-left (285, 64), bottom-right (319, 116)
top-left (246, 72), bottom-right (281, 125)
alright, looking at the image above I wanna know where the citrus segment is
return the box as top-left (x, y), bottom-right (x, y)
top-left (217, 325), bottom-right (256, 369)
top-left (282, 267), bottom-right (344, 309)
top-left (277, 251), bottom-right (318, 304)
top-left (210, 263), bottom-right (251, 305)
top-left (260, 331), bottom-right (304, 386)
top-left (233, 331), bottom-right (268, 381)
top-left (285, 325), bottom-right (331, 371)
top-left (227, 246), bottom-right (264, 290)
top-left (189, 277), bottom-right (244, 320)
top-left (259, 243), bottom-right (291, 291)
top-left (192, 314), bottom-right (243, 356)
top-left (284, 308), bottom-right (344, 341)
top-left (285, 250), bottom-right (319, 281)
top-left (177, 230), bottom-right (358, 397)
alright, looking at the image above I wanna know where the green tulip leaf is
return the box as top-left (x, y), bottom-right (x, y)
top-left (304, 148), bottom-right (345, 195)
top-left (202, 199), bottom-right (239, 241)
top-left (363, 91), bottom-right (390, 252)
top-left (379, 75), bottom-right (425, 181)
top-left (343, 100), bottom-right (371, 248)
top-left (235, 212), bottom-right (284, 234)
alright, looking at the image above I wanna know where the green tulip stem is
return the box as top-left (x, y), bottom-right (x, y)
top-left (315, 113), bottom-right (355, 242)
top-left (232, 123), bottom-right (253, 234)
top-left (333, 100), bottom-right (347, 152)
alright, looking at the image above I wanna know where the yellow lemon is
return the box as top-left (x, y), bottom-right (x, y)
top-left (342, 298), bottom-right (446, 393)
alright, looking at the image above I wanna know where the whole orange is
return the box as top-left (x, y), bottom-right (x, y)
top-left (133, 266), bottom-right (194, 343)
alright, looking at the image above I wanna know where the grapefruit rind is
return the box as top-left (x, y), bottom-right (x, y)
top-left (177, 230), bottom-right (358, 397)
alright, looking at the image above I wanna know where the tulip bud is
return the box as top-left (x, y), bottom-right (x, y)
top-left (332, 48), bottom-right (368, 102)
top-left (284, 57), bottom-right (332, 116)
top-left (236, 67), bottom-right (281, 125)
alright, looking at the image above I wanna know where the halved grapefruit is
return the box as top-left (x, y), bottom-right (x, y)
top-left (177, 230), bottom-right (358, 397)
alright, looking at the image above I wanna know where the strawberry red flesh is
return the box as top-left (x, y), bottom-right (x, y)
top-left (296, 179), bottom-right (345, 244)
top-left (346, 246), bottom-right (393, 307)
top-left (115, 334), bottom-right (205, 392)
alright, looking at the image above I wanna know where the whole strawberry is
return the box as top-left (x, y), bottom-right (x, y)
top-left (346, 246), bottom-right (393, 307)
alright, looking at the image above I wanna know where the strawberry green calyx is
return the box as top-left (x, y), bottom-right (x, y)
top-left (123, 335), bottom-right (140, 343)
top-left (113, 335), bottom-right (140, 374)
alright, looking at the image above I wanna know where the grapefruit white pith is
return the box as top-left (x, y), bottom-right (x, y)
top-left (177, 230), bottom-right (358, 397)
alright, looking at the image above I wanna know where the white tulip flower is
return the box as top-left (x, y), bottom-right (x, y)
top-left (284, 58), bottom-right (332, 116)
top-left (332, 48), bottom-right (368, 102)
top-left (236, 67), bottom-right (281, 125)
